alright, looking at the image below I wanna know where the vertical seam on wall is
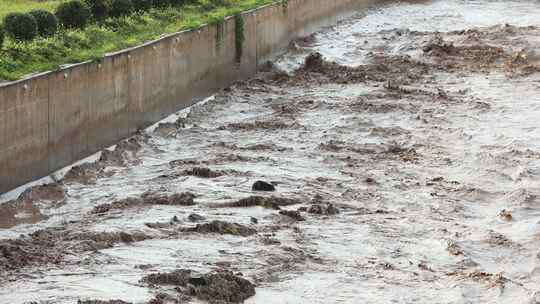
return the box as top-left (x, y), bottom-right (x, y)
top-left (84, 65), bottom-right (90, 159)
top-left (256, 11), bottom-right (260, 71)
top-left (167, 39), bottom-right (172, 112)
top-left (47, 75), bottom-right (51, 175)
top-left (127, 53), bottom-right (132, 133)
top-left (167, 38), bottom-right (173, 113)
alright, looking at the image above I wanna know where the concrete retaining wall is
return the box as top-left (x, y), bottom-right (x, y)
top-left (0, 0), bottom-right (375, 194)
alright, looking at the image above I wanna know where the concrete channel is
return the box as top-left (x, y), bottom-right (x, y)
top-left (0, 0), bottom-right (376, 194)
top-left (2, 0), bottom-right (540, 303)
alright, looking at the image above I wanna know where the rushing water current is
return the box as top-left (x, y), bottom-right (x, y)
top-left (2, 1), bottom-right (540, 303)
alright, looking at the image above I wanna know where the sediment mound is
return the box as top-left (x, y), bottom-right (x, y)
top-left (142, 269), bottom-right (256, 303)
top-left (217, 196), bottom-right (302, 210)
top-left (92, 192), bottom-right (196, 214)
top-left (183, 220), bottom-right (256, 237)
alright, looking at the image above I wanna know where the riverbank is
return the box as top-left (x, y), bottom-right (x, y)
top-left (0, 0), bottom-right (276, 81)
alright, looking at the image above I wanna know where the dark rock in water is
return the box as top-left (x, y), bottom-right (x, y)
top-left (188, 213), bottom-right (206, 222)
top-left (307, 204), bottom-right (340, 215)
top-left (184, 220), bottom-right (256, 237)
top-left (142, 269), bottom-right (256, 303)
top-left (279, 210), bottom-right (306, 221)
top-left (250, 217), bottom-right (258, 224)
top-left (252, 181), bottom-right (276, 192)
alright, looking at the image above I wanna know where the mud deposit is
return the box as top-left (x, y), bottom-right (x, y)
top-left (3, 0), bottom-right (540, 303)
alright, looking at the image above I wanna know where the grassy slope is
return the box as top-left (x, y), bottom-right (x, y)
top-left (0, 0), bottom-right (277, 81)
top-left (0, 0), bottom-right (63, 19)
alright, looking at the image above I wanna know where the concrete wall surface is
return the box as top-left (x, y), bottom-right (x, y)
top-left (0, 0), bottom-right (376, 194)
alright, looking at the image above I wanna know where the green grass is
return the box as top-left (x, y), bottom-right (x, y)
top-left (0, 0), bottom-right (280, 81)
top-left (0, 0), bottom-right (64, 20)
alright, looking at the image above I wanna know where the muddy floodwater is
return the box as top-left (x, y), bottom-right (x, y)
top-left (3, 0), bottom-right (540, 303)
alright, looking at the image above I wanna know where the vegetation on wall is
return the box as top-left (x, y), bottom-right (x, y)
top-left (0, 0), bottom-right (288, 81)
top-left (234, 12), bottom-right (244, 63)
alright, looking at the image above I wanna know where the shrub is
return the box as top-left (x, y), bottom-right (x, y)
top-left (3, 13), bottom-right (38, 42)
top-left (170, 0), bottom-right (188, 7)
top-left (0, 25), bottom-right (4, 48)
top-left (55, 1), bottom-right (91, 29)
top-left (153, 0), bottom-right (171, 8)
top-left (132, 0), bottom-right (153, 12)
top-left (29, 9), bottom-right (58, 37)
top-left (85, 0), bottom-right (110, 21)
top-left (110, 0), bottom-right (135, 17)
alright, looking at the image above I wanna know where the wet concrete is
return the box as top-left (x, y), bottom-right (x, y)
top-left (2, 0), bottom-right (540, 303)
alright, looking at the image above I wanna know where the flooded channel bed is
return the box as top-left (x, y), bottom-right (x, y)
top-left (2, 0), bottom-right (540, 303)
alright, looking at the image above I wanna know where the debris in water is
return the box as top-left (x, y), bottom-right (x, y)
top-left (444, 239), bottom-right (464, 256)
top-left (279, 210), bottom-right (306, 221)
top-left (498, 209), bottom-right (513, 221)
top-left (307, 203), bottom-right (340, 215)
top-left (146, 216), bottom-right (180, 229)
top-left (182, 167), bottom-right (224, 178)
top-left (187, 213), bottom-right (206, 222)
top-left (182, 220), bottom-right (257, 237)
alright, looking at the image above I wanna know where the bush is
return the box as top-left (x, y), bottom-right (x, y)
top-left (0, 25), bottom-right (4, 48)
top-left (85, 0), bottom-right (110, 21)
top-left (132, 0), bottom-right (153, 12)
top-left (0, 24), bottom-right (4, 48)
top-left (29, 10), bottom-right (58, 37)
top-left (110, 0), bottom-right (134, 17)
top-left (3, 13), bottom-right (38, 42)
top-left (55, 0), bottom-right (91, 29)
top-left (153, 0), bottom-right (171, 8)
top-left (170, 0), bottom-right (188, 7)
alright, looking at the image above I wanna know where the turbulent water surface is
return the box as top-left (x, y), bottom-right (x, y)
top-left (2, 0), bottom-right (540, 303)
